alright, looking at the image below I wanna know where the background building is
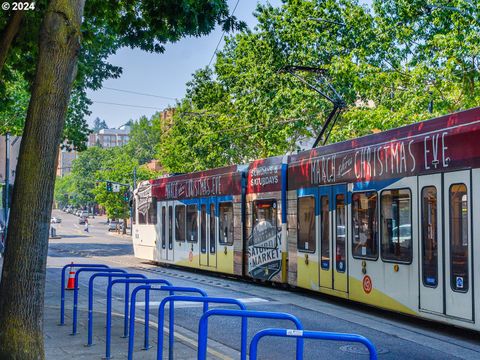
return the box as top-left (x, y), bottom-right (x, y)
top-left (88, 125), bottom-right (131, 148)
top-left (56, 148), bottom-right (78, 177)
top-left (0, 135), bottom-right (21, 186)
top-left (0, 135), bottom-right (21, 234)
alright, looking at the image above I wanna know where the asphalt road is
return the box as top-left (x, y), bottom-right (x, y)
top-left (46, 209), bottom-right (480, 359)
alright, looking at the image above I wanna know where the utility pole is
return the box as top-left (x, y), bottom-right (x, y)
top-left (130, 166), bottom-right (137, 236)
top-left (4, 132), bottom-right (10, 236)
top-left (133, 166), bottom-right (137, 189)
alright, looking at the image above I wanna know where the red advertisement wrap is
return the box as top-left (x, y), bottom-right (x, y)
top-left (289, 107), bottom-right (480, 190)
top-left (247, 156), bottom-right (284, 194)
top-left (150, 165), bottom-right (242, 200)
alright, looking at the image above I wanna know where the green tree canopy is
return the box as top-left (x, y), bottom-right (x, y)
top-left (92, 117), bottom-right (108, 132)
top-left (0, 1), bottom-right (245, 357)
top-left (159, 0), bottom-right (480, 173)
top-left (125, 113), bottom-right (161, 165)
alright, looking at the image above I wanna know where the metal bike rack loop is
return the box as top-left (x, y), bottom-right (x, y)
top-left (86, 272), bottom-right (147, 346)
top-left (59, 263), bottom-right (109, 325)
top-left (127, 285), bottom-right (207, 360)
top-left (249, 328), bottom-right (378, 360)
top-left (104, 278), bottom-right (173, 359)
top-left (197, 309), bottom-right (304, 360)
top-left (157, 295), bottom-right (247, 360)
top-left (71, 267), bottom-right (126, 335)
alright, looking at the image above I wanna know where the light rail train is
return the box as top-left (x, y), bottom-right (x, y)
top-left (132, 107), bottom-right (480, 331)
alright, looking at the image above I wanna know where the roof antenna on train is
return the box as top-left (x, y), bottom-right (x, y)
top-left (278, 65), bottom-right (346, 148)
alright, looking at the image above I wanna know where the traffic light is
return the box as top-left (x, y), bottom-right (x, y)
top-left (123, 191), bottom-right (130, 202)
top-left (106, 181), bottom-right (112, 192)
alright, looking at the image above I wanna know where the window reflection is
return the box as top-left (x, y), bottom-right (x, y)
top-left (422, 187), bottom-right (438, 287)
top-left (450, 184), bottom-right (469, 292)
top-left (352, 192), bottom-right (378, 259)
top-left (297, 197), bottom-right (315, 252)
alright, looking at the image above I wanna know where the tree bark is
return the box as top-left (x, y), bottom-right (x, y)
top-left (0, 1), bottom-right (85, 359)
top-left (0, 9), bottom-right (25, 76)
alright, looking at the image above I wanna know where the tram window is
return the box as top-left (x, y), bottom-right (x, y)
top-left (380, 189), bottom-right (412, 263)
top-left (320, 196), bottom-right (330, 269)
top-left (421, 187), bottom-right (438, 287)
top-left (449, 184), bottom-right (469, 292)
top-left (161, 206), bottom-right (166, 249)
top-left (168, 206), bottom-right (173, 250)
top-left (175, 205), bottom-right (186, 242)
top-left (219, 202), bottom-right (234, 245)
top-left (201, 205), bottom-right (207, 253)
top-left (336, 194), bottom-right (346, 273)
top-left (187, 204), bottom-right (198, 242)
top-left (297, 197), bottom-right (315, 253)
top-left (210, 204), bottom-right (216, 254)
top-left (148, 197), bottom-right (157, 225)
top-left (138, 204), bottom-right (146, 224)
top-left (252, 200), bottom-right (277, 248)
top-left (352, 192), bottom-right (378, 260)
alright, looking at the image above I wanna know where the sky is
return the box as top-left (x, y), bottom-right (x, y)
top-left (86, 0), bottom-right (283, 129)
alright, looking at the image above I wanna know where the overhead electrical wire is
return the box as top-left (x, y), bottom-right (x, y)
top-left (92, 101), bottom-right (164, 111)
top-left (162, 116), bottom-right (317, 141)
top-left (208, 0), bottom-right (241, 67)
top-left (101, 86), bottom-right (178, 101)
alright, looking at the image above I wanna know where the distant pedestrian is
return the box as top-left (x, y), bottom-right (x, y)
top-left (84, 218), bottom-right (89, 232)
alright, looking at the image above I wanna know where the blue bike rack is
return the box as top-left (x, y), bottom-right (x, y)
top-left (157, 295), bottom-right (247, 360)
top-left (59, 263), bottom-right (109, 325)
top-left (197, 309), bottom-right (304, 360)
top-left (71, 267), bottom-right (126, 335)
top-left (127, 285), bottom-right (207, 360)
top-left (105, 278), bottom-right (173, 359)
top-left (249, 328), bottom-right (378, 360)
top-left (87, 272), bottom-right (147, 346)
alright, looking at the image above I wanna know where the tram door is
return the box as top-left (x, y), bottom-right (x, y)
top-left (160, 202), bottom-right (174, 261)
top-left (319, 185), bottom-right (348, 293)
top-left (419, 171), bottom-right (473, 321)
top-left (443, 171), bottom-right (472, 320)
top-left (418, 174), bottom-right (443, 314)
top-left (199, 199), bottom-right (217, 268)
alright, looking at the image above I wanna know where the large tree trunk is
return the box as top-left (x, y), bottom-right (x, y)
top-left (0, 1), bottom-right (85, 359)
top-left (0, 9), bottom-right (25, 76)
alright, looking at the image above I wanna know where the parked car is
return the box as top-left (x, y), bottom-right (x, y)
top-left (392, 224), bottom-right (412, 247)
top-left (108, 221), bottom-right (118, 231)
top-left (80, 211), bottom-right (89, 218)
top-left (51, 217), bottom-right (62, 223)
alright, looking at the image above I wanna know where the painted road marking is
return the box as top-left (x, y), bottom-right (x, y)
top-left (46, 305), bottom-right (234, 360)
top-left (136, 297), bottom-right (269, 307)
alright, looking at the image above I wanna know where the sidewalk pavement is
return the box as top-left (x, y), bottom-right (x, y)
top-left (43, 265), bottom-right (210, 359)
top-left (0, 257), bottom-right (223, 359)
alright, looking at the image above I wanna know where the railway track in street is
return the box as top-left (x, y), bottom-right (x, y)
top-left (47, 210), bottom-right (480, 360)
